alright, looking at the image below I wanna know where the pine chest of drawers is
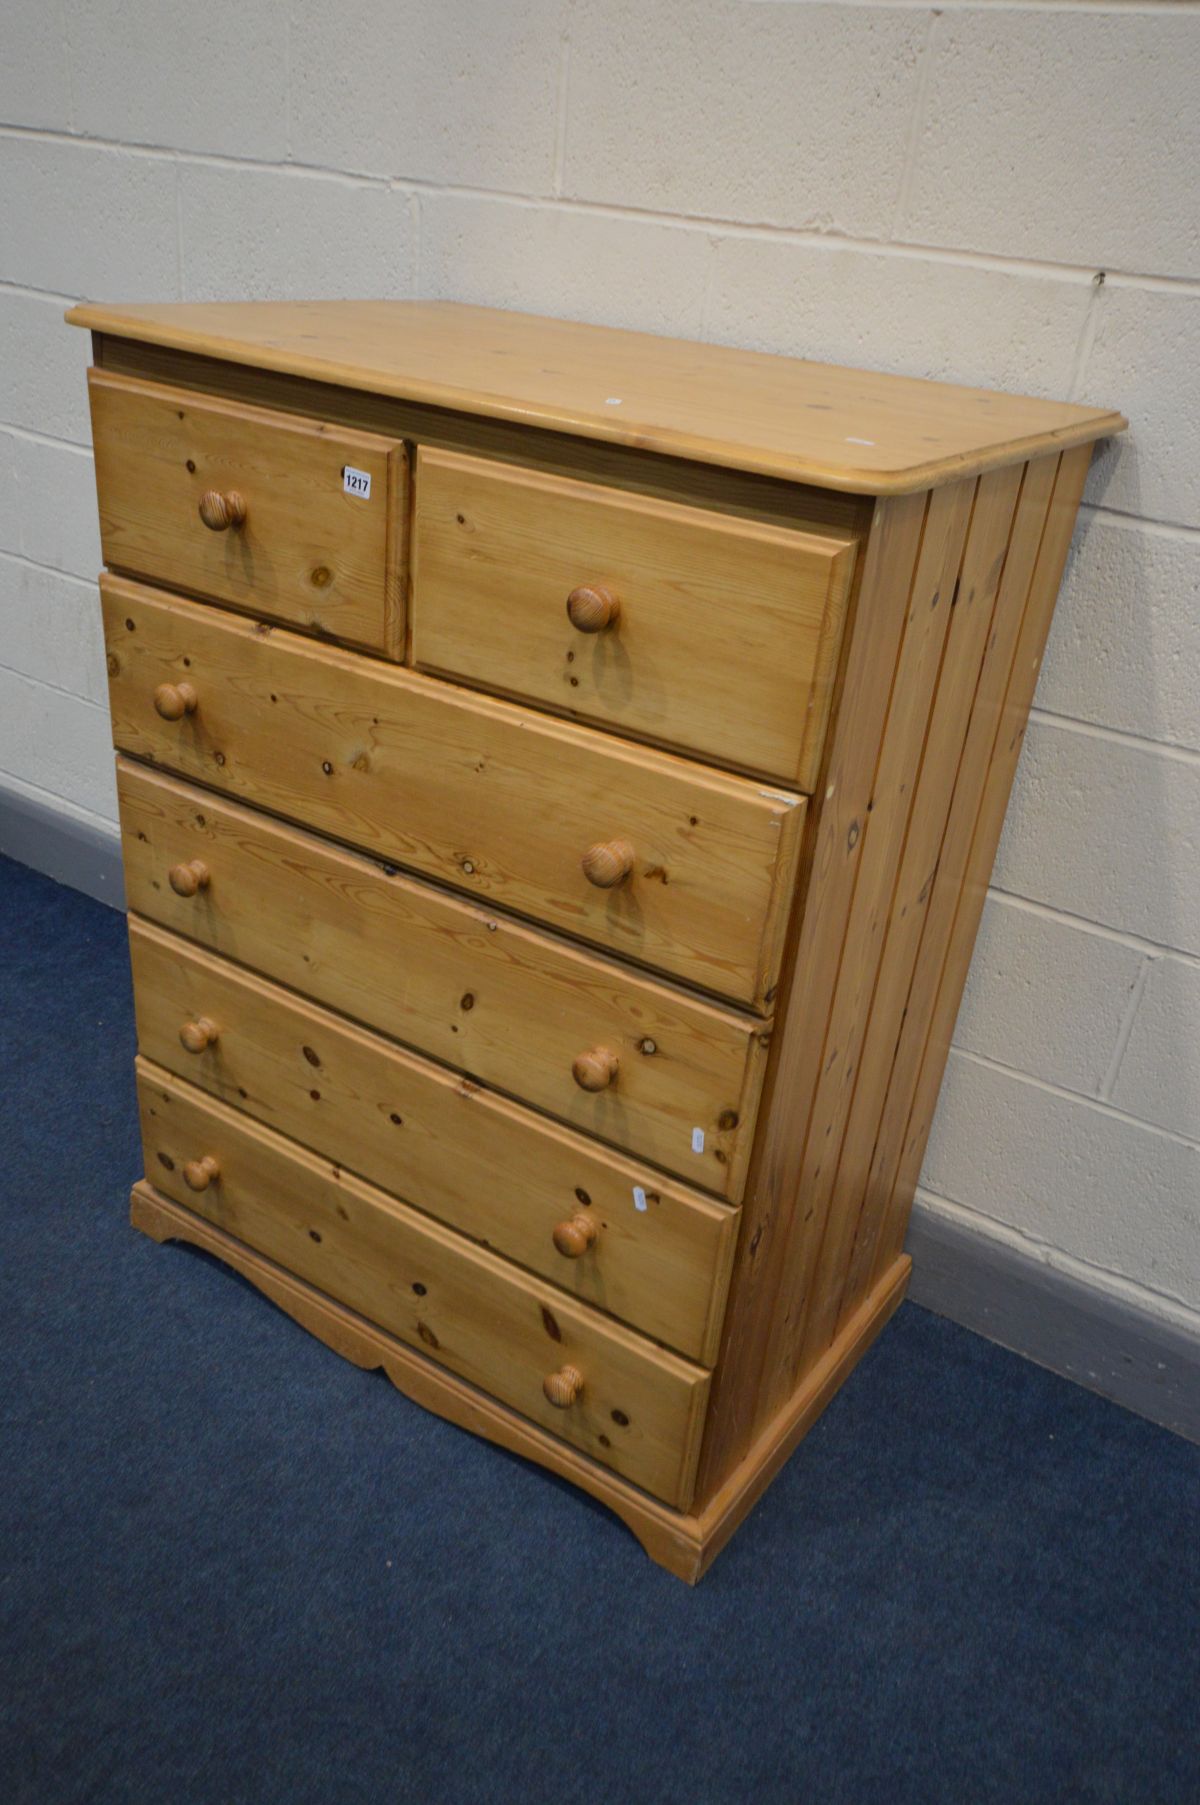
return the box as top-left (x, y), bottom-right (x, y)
top-left (67, 300), bottom-right (1123, 1580)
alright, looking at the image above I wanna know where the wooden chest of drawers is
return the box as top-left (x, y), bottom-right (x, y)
top-left (68, 299), bottom-right (1123, 1580)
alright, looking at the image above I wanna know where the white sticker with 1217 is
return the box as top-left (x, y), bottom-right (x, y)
top-left (342, 465), bottom-right (372, 500)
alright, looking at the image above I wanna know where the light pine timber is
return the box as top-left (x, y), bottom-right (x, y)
top-left (721, 476), bottom-right (1010, 1422)
top-left (66, 302), bottom-right (1123, 1578)
top-left (693, 486), bottom-right (932, 1492)
top-left (833, 454), bottom-right (1066, 1327)
top-left (792, 463), bottom-right (1026, 1372)
top-left (102, 576), bottom-right (806, 1011)
top-left (130, 1180), bottom-right (911, 1583)
top-left (129, 917), bottom-right (738, 1364)
top-left (89, 334), bottom-right (874, 546)
top-left (90, 369), bottom-right (407, 656)
top-left (136, 1062), bottom-right (711, 1508)
top-left (748, 473), bottom-right (976, 1412)
top-left (117, 761), bottom-right (768, 1200)
top-left (868, 444), bottom-right (1095, 1290)
top-left (411, 446), bottom-right (858, 787)
top-left (694, 450), bottom-right (1098, 1499)
top-left (67, 299), bottom-right (1125, 495)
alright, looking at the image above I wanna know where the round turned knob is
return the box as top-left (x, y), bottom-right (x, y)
top-left (581, 838), bottom-right (635, 889)
top-left (543, 1364), bottom-right (584, 1409)
top-left (572, 1047), bottom-right (619, 1093)
top-left (179, 1016), bottom-right (219, 1054)
top-left (552, 1213), bottom-right (599, 1259)
top-left (198, 489), bottom-right (247, 532)
top-left (182, 1154), bottom-right (220, 1192)
top-left (153, 681), bottom-right (198, 721)
top-left (566, 583), bottom-right (620, 634)
top-left (168, 859), bottom-right (211, 898)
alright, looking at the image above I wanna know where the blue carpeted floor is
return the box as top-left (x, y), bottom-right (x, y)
top-left (2, 849), bottom-right (1197, 1805)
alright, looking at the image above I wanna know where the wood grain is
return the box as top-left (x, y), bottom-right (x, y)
top-left (741, 474), bottom-right (1007, 1418)
top-left (68, 299), bottom-right (1126, 494)
top-left (136, 1062), bottom-right (711, 1508)
top-left (73, 298), bottom-right (1118, 1575)
top-left (870, 444), bottom-right (1096, 1284)
top-left (129, 917), bottom-right (738, 1364)
top-left (693, 486), bottom-right (932, 1493)
top-left (695, 449), bottom-right (1099, 1503)
top-left (794, 462), bottom-right (1024, 1369)
top-left (833, 455), bottom-right (1063, 1327)
top-left (131, 1180), bottom-right (909, 1582)
top-left (89, 369), bottom-right (406, 656)
top-left (102, 577), bottom-right (806, 1008)
top-left (90, 334), bottom-right (873, 542)
top-left (117, 761), bottom-right (768, 1199)
top-left (411, 446), bottom-right (857, 787)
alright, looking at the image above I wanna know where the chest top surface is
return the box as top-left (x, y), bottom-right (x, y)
top-left (66, 299), bottom-right (1125, 495)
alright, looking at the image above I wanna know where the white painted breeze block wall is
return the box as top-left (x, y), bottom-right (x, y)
top-left (2, 3), bottom-right (1197, 1349)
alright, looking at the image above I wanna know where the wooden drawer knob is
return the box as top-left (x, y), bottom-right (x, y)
top-left (543, 1364), bottom-right (584, 1409)
top-left (552, 1213), bottom-right (598, 1259)
top-left (168, 859), bottom-right (211, 898)
top-left (566, 583), bottom-right (620, 633)
top-left (198, 489), bottom-right (247, 532)
top-left (572, 1047), bottom-right (619, 1093)
top-left (154, 681), bottom-right (198, 721)
top-left (182, 1154), bottom-right (220, 1192)
top-left (179, 1016), bottom-right (219, 1054)
top-left (581, 839), bottom-right (634, 888)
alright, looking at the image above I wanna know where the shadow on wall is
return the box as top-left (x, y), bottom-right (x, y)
top-left (970, 424), bottom-right (1200, 1312)
top-left (1075, 436), bottom-right (1197, 1097)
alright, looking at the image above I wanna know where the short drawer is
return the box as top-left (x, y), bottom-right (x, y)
top-left (411, 448), bottom-right (857, 787)
top-left (137, 1064), bottom-right (711, 1508)
top-left (118, 762), bottom-right (768, 1201)
top-left (129, 919), bottom-right (738, 1363)
top-left (89, 370), bottom-right (406, 653)
top-left (103, 577), bottom-right (806, 1010)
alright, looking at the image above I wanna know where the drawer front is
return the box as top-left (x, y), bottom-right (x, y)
top-left (104, 577), bottom-right (805, 1009)
top-left (412, 448), bottom-right (857, 788)
top-left (130, 919), bottom-right (738, 1363)
top-left (137, 1065), bottom-right (710, 1507)
top-left (118, 763), bottom-right (768, 1200)
top-left (89, 371), bottom-right (406, 654)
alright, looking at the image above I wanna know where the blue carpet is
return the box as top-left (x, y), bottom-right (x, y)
top-left (1, 848), bottom-right (1197, 1805)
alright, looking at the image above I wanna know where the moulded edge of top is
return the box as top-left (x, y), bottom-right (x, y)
top-left (65, 300), bottom-right (1128, 498)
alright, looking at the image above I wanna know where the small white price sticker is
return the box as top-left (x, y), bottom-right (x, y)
top-left (342, 465), bottom-right (372, 500)
top-left (691, 1127), bottom-right (706, 1154)
top-left (632, 1186), bottom-right (648, 1213)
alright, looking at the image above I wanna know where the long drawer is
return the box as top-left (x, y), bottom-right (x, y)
top-left (89, 371), bottom-right (407, 653)
top-left (117, 762), bottom-right (768, 1200)
top-left (103, 576), bottom-right (806, 1008)
top-left (137, 1064), bottom-right (711, 1508)
top-left (412, 447), bottom-right (857, 786)
top-left (129, 919), bottom-right (738, 1363)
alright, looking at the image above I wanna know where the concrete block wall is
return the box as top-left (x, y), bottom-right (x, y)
top-left (1, 3), bottom-right (1197, 1366)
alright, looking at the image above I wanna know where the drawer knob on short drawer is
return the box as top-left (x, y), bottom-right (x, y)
top-left (552, 1213), bottom-right (599, 1259)
top-left (182, 1154), bottom-right (220, 1192)
top-left (572, 1047), bottom-right (619, 1093)
top-left (168, 858), bottom-right (211, 898)
top-left (543, 1364), bottom-right (584, 1409)
top-left (581, 838), bottom-right (635, 889)
top-left (153, 681), bottom-right (198, 721)
top-left (198, 489), bottom-right (247, 532)
top-left (179, 1016), bottom-right (219, 1054)
top-left (566, 583), bottom-right (620, 634)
